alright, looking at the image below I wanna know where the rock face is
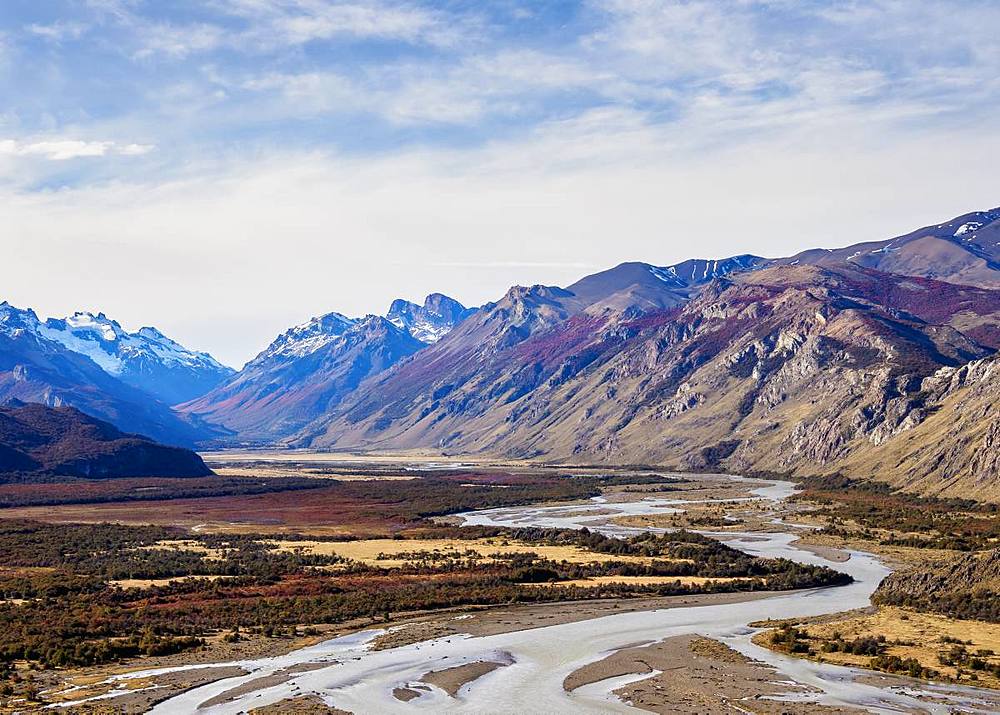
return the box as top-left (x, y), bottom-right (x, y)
top-left (833, 355), bottom-right (1000, 501)
top-left (0, 303), bottom-right (221, 447)
top-left (784, 207), bottom-right (1000, 288)
top-left (297, 263), bottom-right (1000, 502)
top-left (0, 402), bottom-right (212, 479)
top-left (874, 549), bottom-right (1000, 622)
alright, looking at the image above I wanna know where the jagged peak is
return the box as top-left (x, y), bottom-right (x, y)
top-left (386, 293), bottom-right (474, 344)
top-left (502, 284), bottom-right (574, 303)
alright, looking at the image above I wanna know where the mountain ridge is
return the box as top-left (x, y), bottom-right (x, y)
top-left (292, 259), bottom-right (1000, 501)
top-left (1, 303), bottom-right (233, 405)
top-left (0, 402), bottom-right (212, 479)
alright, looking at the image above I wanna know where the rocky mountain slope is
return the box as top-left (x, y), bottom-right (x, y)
top-left (179, 293), bottom-right (478, 441)
top-left (180, 315), bottom-right (425, 441)
top-left (296, 263), bottom-right (1000, 502)
top-left (8, 206), bottom-right (1000, 502)
top-left (0, 402), bottom-right (212, 479)
top-left (564, 256), bottom-right (764, 314)
top-left (831, 355), bottom-right (1000, 501)
top-left (187, 260), bottom-right (764, 443)
top-left (785, 208), bottom-right (1000, 288)
top-left (36, 310), bottom-right (233, 404)
top-left (0, 303), bottom-right (220, 447)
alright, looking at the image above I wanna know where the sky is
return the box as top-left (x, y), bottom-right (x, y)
top-left (2, 1), bottom-right (1000, 367)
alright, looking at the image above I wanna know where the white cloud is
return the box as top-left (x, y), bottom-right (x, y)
top-left (0, 139), bottom-right (154, 161)
top-left (26, 21), bottom-right (89, 42)
top-left (2, 106), bottom-right (999, 367)
top-left (259, 2), bottom-right (453, 45)
top-left (123, 0), bottom-right (469, 59)
top-left (132, 23), bottom-right (226, 59)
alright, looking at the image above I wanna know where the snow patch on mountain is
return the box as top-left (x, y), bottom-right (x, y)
top-left (954, 222), bottom-right (983, 237)
top-left (654, 255), bottom-right (765, 287)
top-left (37, 312), bottom-right (227, 376)
top-left (0, 302), bottom-right (42, 337)
top-left (386, 294), bottom-right (474, 344)
top-left (648, 266), bottom-right (687, 287)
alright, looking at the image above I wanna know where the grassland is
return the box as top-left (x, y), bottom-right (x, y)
top-left (756, 606), bottom-right (1000, 689)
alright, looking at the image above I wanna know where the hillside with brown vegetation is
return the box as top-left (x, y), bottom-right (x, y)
top-left (0, 403), bottom-right (212, 479)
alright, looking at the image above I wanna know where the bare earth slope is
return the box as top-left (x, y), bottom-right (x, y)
top-left (784, 207), bottom-right (1000, 288)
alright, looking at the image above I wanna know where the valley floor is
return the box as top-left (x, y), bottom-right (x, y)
top-left (0, 455), bottom-right (996, 712)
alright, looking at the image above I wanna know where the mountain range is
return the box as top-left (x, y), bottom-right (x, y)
top-left (4, 205), bottom-right (1000, 500)
top-left (0, 303), bottom-right (225, 447)
top-left (36, 310), bottom-right (233, 404)
top-left (178, 294), bottom-right (475, 442)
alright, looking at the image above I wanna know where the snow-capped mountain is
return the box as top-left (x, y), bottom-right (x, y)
top-left (783, 207), bottom-right (1000, 288)
top-left (255, 311), bottom-right (357, 362)
top-left (0, 302), bottom-right (222, 446)
top-left (177, 294), bottom-right (473, 441)
top-left (32, 311), bottom-right (234, 405)
top-left (0, 302), bottom-right (42, 336)
top-left (564, 255), bottom-right (765, 314)
top-left (386, 294), bottom-right (476, 343)
top-left (662, 255), bottom-right (767, 286)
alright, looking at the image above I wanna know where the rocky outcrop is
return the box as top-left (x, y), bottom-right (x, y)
top-left (832, 356), bottom-right (1000, 500)
top-left (873, 549), bottom-right (1000, 622)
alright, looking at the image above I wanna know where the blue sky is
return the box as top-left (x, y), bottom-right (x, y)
top-left (2, 1), bottom-right (1000, 366)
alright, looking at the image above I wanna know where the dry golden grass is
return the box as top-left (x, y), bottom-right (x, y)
top-left (210, 466), bottom-right (418, 481)
top-left (199, 450), bottom-right (464, 464)
top-left (523, 576), bottom-right (752, 588)
top-left (266, 537), bottom-right (683, 568)
top-left (771, 607), bottom-right (1000, 688)
top-left (110, 574), bottom-right (230, 589)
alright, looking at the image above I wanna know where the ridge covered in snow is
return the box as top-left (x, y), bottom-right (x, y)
top-left (38, 311), bottom-right (228, 376)
top-left (251, 293), bottom-right (475, 367)
top-left (254, 311), bottom-right (357, 363)
top-left (0, 302), bottom-right (233, 404)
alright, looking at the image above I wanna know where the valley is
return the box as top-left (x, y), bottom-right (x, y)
top-left (0, 458), bottom-right (979, 713)
top-left (3, 207), bottom-right (1000, 713)
top-left (7, 5), bottom-right (1000, 712)
top-left (0, 454), bottom-right (987, 712)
